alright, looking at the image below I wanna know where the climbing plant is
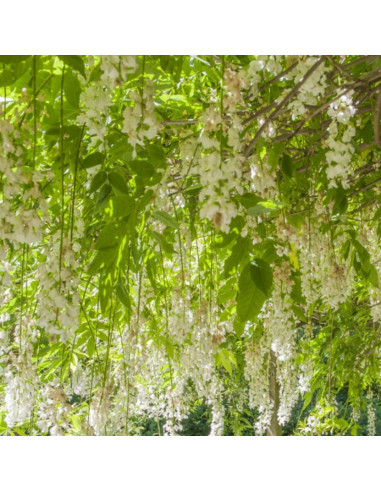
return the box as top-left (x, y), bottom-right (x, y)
top-left (1, 55), bottom-right (381, 436)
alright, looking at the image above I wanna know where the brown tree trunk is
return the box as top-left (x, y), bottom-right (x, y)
top-left (267, 350), bottom-right (282, 436)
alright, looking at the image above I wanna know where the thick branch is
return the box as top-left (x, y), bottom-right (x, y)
top-left (374, 89), bottom-right (381, 150)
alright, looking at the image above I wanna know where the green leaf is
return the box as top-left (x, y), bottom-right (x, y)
top-left (238, 193), bottom-right (262, 210)
top-left (81, 152), bottom-right (105, 170)
top-left (99, 270), bottom-right (114, 314)
top-left (174, 56), bottom-right (184, 83)
top-left (165, 339), bottom-right (174, 359)
top-left (153, 211), bottom-right (178, 229)
top-left (0, 56), bottom-right (31, 64)
top-left (90, 171), bottom-right (107, 193)
top-left (146, 257), bottom-right (157, 289)
top-left (224, 236), bottom-right (250, 276)
top-left (237, 264), bottom-right (266, 322)
top-left (250, 259), bottom-right (273, 296)
top-left (291, 276), bottom-right (305, 304)
top-left (128, 160), bottom-right (155, 178)
top-left (220, 356), bottom-right (232, 376)
top-left (351, 424), bottom-right (360, 436)
top-left (58, 55), bottom-right (86, 77)
top-left (89, 63), bottom-right (102, 82)
top-left (87, 337), bottom-right (95, 358)
top-left (0, 70), bottom-right (15, 86)
top-left (234, 316), bottom-right (246, 338)
top-left (217, 287), bottom-right (238, 305)
top-left (341, 240), bottom-right (351, 260)
top-left (369, 265), bottom-right (379, 288)
top-left (108, 195), bottom-right (136, 218)
top-left (108, 172), bottom-right (129, 194)
top-left (268, 143), bottom-right (286, 169)
top-left (351, 239), bottom-right (370, 261)
top-left (96, 330), bottom-right (109, 343)
top-left (302, 392), bottom-right (312, 412)
top-left (98, 184), bottom-right (112, 203)
top-left (152, 231), bottom-right (176, 255)
top-left (217, 291), bottom-right (237, 305)
top-left (247, 201), bottom-right (285, 217)
top-left (88, 246), bottom-right (118, 275)
top-left (282, 154), bottom-right (294, 178)
top-left (96, 222), bottom-right (128, 250)
top-left (43, 357), bottom-right (64, 380)
top-left (137, 190), bottom-right (154, 213)
top-left (146, 144), bottom-right (167, 168)
top-left (332, 185), bottom-right (348, 216)
top-left (160, 56), bottom-right (170, 72)
top-left (184, 184), bottom-right (203, 196)
top-left (64, 69), bottom-right (81, 108)
top-left (116, 280), bottom-right (131, 309)
top-left (218, 349), bottom-right (236, 375)
top-left (292, 305), bottom-right (307, 323)
top-left (262, 243), bottom-right (277, 264)
top-left (372, 208), bottom-right (381, 221)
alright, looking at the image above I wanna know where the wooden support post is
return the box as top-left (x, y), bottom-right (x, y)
top-left (267, 350), bottom-right (282, 436)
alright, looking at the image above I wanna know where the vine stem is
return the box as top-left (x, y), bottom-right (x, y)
top-left (67, 276), bottom-right (92, 389)
top-left (160, 247), bottom-right (176, 432)
top-left (18, 73), bottom-right (53, 129)
top-left (169, 195), bottom-right (185, 292)
top-left (103, 301), bottom-right (115, 389)
top-left (220, 55), bottom-right (225, 164)
top-left (33, 56), bottom-right (37, 165)
top-left (194, 231), bottom-right (203, 356)
top-left (328, 310), bottom-right (334, 403)
top-left (124, 247), bottom-right (132, 435)
top-left (70, 124), bottom-right (85, 242)
top-left (19, 244), bottom-right (26, 355)
top-left (140, 55), bottom-right (146, 127)
top-left (87, 284), bottom-right (101, 435)
top-left (59, 64), bottom-right (66, 288)
top-left (3, 63), bottom-right (6, 118)
top-left (57, 64), bottom-right (66, 385)
top-left (113, 268), bottom-right (129, 435)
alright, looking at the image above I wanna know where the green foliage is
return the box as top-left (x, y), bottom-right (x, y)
top-left (1, 55), bottom-right (381, 437)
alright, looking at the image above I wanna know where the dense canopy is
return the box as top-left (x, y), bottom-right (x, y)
top-left (1, 55), bottom-right (381, 436)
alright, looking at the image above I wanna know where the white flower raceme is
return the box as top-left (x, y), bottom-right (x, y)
top-left (77, 83), bottom-right (111, 145)
top-left (245, 341), bottom-right (273, 434)
top-left (36, 233), bottom-right (81, 343)
top-left (326, 93), bottom-right (356, 189)
top-left (122, 79), bottom-right (160, 156)
top-left (89, 387), bottom-right (112, 436)
top-left (266, 262), bottom-right (296, 362)
top-left (249, 155), bottom-right (277, 197)
top-left (299, 220), bottom-right (354, 310)
top-left (367, 395), bottom-right (376, 437)
top-left (289, 56), bottom-right (328, 120)
top-left (4, 366), bottom-right (37, 428)
top-left (37, 379), bottom-right (72, 436)
top-left (197, 145), bottom-right (239, 234)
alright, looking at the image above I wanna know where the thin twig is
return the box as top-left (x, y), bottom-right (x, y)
top-left (354, 325), bottom-right (381, 370)
top-left (258, 62), bottom-right (298, 92)
top-left (161, 119), bottom-right (198, 126)
top-left (243, 57), bottom-right (326, 158)
top-left (349, 176), bottom-right (381, 197)
top-left (326, 55), bottom-right (362, 82)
